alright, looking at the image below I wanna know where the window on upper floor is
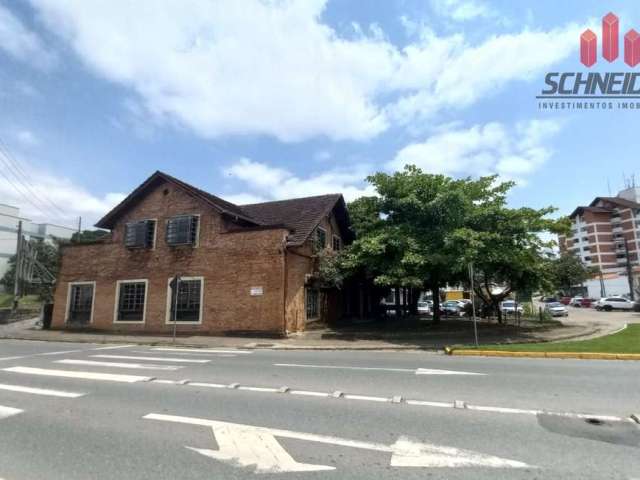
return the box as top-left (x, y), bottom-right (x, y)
top-left (332, 235), bottom-right (341, 251)
top-left (124, 220), bottom-right (156, 249)
top-left (313, 227), bottom-right (327, 253)
top-left (166, 215), bottom-right (199, 246)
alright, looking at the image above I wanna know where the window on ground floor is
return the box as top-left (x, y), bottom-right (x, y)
top-left (115, 280), bottom-right (147, 322)
top-left (167, 277), bottom-right (203, 323)
top-left (67, 282), bottom-right (95, 325)
top-left (306, 288), bottom-right (320, 321)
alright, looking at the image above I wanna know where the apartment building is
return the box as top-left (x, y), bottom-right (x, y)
top-left (0, 204), bottom-right (76, 289)
top-left (559, 187), bottom-right (640, 296)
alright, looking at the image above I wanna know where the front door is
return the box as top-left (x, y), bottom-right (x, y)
top-left (68, 284), bottom-right (94, 325)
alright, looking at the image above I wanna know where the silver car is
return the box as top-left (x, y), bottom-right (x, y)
top-left (545, 302), bottom-right (569, 317)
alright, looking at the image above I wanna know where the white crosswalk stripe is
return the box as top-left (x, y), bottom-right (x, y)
top-left (151, 347), bottom-right (252, 355)
top-left (0, 383), bottom-right (85, 398)
top-left (3, 366), bottom-right (154, 383)
top-left (91, 354), bottom-right (210, 364)
top-left (54, 359), bottom-right (183, 371)
top-left (0, 405), bottom-right (23, 419)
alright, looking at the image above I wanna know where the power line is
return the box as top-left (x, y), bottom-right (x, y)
top-left (0, 137), bottom-right (68, 218)
top-left (0, 145), bottom-right (68, 222)
top-left (0, 160), bottom-right (57, 222)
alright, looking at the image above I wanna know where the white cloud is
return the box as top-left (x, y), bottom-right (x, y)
top-left (30, 0), bottom-right (582, 142)
top-left (224, 158), bottom-right (375, 203)
top-left (0, 161), bottom-right (125, 227)
top-left (388, 25), bottom-right (583, 125)
top-left (391, 119), bottom-right (562, 184)
top-left (15, 130), bottom-right (39, 147)
top-left (431, 0), bottom-right (490, 22)
top-left (0, 3), bottom-right (55, 69)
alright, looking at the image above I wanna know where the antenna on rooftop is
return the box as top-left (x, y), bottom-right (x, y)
top-left (607, 178), bottom-right (611, 196)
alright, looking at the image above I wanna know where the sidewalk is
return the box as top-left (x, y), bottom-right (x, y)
top-left (0, 317), bottom-right (602, 351)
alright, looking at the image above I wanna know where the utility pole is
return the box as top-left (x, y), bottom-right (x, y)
top-left (77, 216), bottom-right (82, 234)
top-left (624, 238), bottom-right (635, 301)
top-left (12, 221), bottom-right (22, 312)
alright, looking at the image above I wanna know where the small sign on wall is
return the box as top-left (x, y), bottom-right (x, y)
top-left (250, 286), bottom-right (264, 296)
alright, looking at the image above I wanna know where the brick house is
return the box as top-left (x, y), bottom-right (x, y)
top-left (51, 171), bottom-right (353, 336)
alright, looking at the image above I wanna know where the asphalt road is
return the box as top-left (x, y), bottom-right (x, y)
top-left (0, 340), bottom-right (638, 479)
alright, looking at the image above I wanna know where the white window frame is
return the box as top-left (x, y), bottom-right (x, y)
top-left (64, 281), bottom-right (96, 325)
top-left (165, 214), bottom-right (201, 248)
top-left (113, 279), bottom-right (149, 324)
top-left (124, 218), bottom-right (157, 249)
top-left (165, 276), bottom-right (204, 325)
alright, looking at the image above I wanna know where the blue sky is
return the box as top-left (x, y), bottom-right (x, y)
top-left (1, 0), bottom-right (639, 229)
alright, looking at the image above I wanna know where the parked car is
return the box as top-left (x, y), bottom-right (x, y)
top-left (569, 297), bottom-right (593, 308)
top-left (595, 297), bottom-right (635, 311)
top-left (417, 301), bottom-right (431, 314)
top-left (540, 296), bottom-right (558, 303)
top-left (442, 300), bottom-right (461, 316)
top-left (545, 302), bottom-right (569, 317)
top-left (559, 297), bottom-right (571, 305)
top-left (500, 300), bottom-right (524, 315)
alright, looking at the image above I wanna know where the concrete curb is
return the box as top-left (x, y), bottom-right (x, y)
top-left (446, 349), bottom-right (640, 360)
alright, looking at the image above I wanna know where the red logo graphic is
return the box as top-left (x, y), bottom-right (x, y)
top-left (580, 12), bottom-right (640, 67)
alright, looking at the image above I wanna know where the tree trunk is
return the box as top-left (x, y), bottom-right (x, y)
top-left (409, 287), bottom-right (418, 315)
top-left (395, 286), bottom-right (401, 318)
top-left (431, 284), bottom-right (441, 324)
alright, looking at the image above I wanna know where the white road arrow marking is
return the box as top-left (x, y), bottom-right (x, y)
top-left (275, 363), bottom-right (485, 376)
top-left (144, 413), bottom-right (532, 472)
top-left (188, 426), bottom-right (335, 473)
top-left (0, 405), bottom-right (23, 419)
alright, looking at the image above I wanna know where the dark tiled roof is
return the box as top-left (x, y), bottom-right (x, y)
top-left (568, 206), bottom-right (612, 218)
top-left (241, 194), bottom-right (344, 246)
top-left (95, 171), bottom-right (349, 246)
top-left (590, 196), bottom-right (640, 209)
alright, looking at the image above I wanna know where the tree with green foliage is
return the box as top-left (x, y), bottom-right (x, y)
top-left (548, 253), bottom-right (598, 295)
top-left (71, 229), bottom-right (108, 244)
top-left (342, 165), bottom-right (565, 324)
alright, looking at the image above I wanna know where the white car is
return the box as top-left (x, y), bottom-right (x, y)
top-left (545, 302), bottom-right (569, 317)
top-left (569, 296), bottom-right (583, 307)
top-left (595, 297), bottom-right (635, 311)
top-left (500, 300), bottom-right (524, 315)
top-left (417, 301), bottom-right (431, 314)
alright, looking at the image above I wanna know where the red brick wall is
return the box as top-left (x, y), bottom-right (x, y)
top-left (52, 180), bottom-right (290, 335)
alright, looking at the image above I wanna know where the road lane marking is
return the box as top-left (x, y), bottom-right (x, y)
top-left (92, 354), bottom-right (210, 364)
top-left (3, 366), bottom-right (154, 383)
top-left (275, 363), bottom-right (485, 376)
top-left (343, 394), bottom-right (389, 402)
top-left (0, 383), bottom-right (85, 398)
top-left (144, 413), bottom-right (533, 471)
top-left (152, 348), bottom-right (252, 354)
top-left (275, 363), bottom-right (414, 372)
top-left (188, 382), bottom-right (226, 389)
top-left (0, 405), bottom-right (23, 419)
top-left (54, 359), bottom-right (183, 371)
top-left (91, 345), bottom-right (135, 350)
top-left (415, 368), bottom-right (485, 376)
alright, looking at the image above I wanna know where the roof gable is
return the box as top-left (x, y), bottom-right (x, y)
top-left (95, 171), bottom-right (260, 229)
top-left (94, 172), bottom-right (352, 245)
